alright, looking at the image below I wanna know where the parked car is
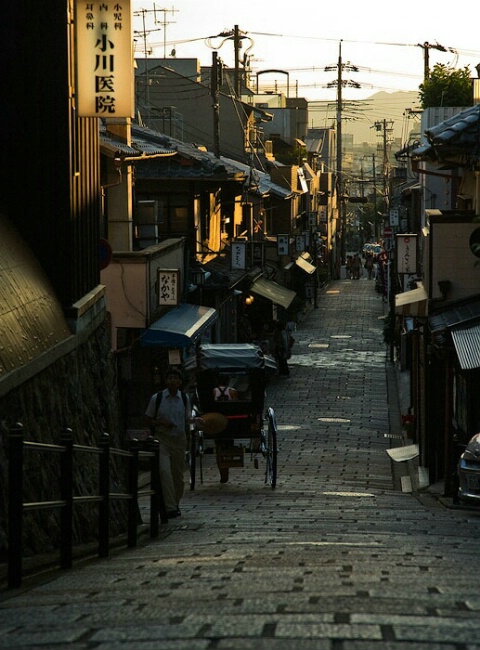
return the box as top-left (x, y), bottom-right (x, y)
top-left (457, 433), bottom-right (480, 503)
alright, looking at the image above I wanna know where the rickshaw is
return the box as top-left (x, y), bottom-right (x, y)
top-left (189, 343), bottom-right (278, 489)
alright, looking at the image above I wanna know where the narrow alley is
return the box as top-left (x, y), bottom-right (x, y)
top-left (2, 275), bottom-right (480, 649)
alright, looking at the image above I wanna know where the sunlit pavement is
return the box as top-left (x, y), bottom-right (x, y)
top-left (2, 276), bottom-right (480, 649)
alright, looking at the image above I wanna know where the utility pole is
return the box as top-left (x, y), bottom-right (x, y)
top-left (211, 52), bottom-right (221, 158)
top-left (417, 41), bottom-right (448, 81)
top-left (337, 42), bottom-right (344, 267)
top-left (372, 153), bottom-right (378, 240)
top-left (374, 119), bottom-right (394, 214)
top-left (234, 25), bottom-right (241, 97)
top-left (208, 26), bottom-right (253, 98)
top-left (325, 41), bottom-right (360, 268)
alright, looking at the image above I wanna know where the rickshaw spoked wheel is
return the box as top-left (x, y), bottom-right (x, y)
top-left (265, 407), bottom-right (278, 489)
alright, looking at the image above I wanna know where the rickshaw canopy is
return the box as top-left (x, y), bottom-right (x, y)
top-left (194, 343), bottom-right (277, 373)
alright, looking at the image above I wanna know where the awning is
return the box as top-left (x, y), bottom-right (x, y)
top-left (451, 322), bottom-right (480, 370)
top-left (395, 285), bottom-right (428, 317)
top-left (295, 255), bottom-right (316, 275)
top-left (250, 277), bottom-right (297, 310)
top-left (141, 303), bottom-right (218, 347)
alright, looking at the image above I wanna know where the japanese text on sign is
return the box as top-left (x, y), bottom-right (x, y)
top-left (277, 235), bottom-right (289, 256)
top-left (231, 241), bottom-right (246, 270)
top-left (75, 1), bottom-right (133, 117)
top-left (396, 234), bottom-right (417, 274)
top-left (158, 269), bottom-right (179, 306)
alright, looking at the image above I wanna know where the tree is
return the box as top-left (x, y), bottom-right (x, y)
top-left (419, 64), bottom-right (473, 108)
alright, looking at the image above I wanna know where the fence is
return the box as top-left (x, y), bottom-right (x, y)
top-left (7, 423), bottom-right (166, 589)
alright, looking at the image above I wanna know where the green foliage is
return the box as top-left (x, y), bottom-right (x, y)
top-left (274, 147), bottom-right (305, 165)
top-left (419, 64), bottom-right (473, 108)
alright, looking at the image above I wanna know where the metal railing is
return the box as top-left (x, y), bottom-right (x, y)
top-left (7, 423), bottom-right (166, 589)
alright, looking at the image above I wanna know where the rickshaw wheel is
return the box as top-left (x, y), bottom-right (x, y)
top-left (265, 407), bottom-right (278, 489)
top-left (189, 430), bottom-right (196, 490)
top-left (190, 430), bottom-right (204, 490)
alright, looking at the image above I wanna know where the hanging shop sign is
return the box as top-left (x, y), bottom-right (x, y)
top-left (277, 235), bottom-right (289, 256)
top-left (75, 0), bottom-right (134, 117)
top-left (231, 241), bottom-right (247, 270)
top-left (251, 242), bottom-right (264, 267)
top-left (396, 234), bottom-right (417, 274)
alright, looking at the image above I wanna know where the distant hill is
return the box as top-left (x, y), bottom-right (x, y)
top-left (312, 90), bottom-right (422, 145)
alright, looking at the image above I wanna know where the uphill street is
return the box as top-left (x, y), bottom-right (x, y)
top-left (2, 277), bottom-right (480, 649)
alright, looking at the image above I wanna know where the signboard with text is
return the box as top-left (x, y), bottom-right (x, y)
top-left (251, 242), bottom-right (264, 267)
top-left (277, 235), bottom-right (289, 256)
top-left (75, 0), bottom-right (134, 117)
top-left (231, 241), bottom-right (247, 270)
top-left (396, 234), bottom-right (417, 274)
top-left (157, 269), bottom-right (180, 306)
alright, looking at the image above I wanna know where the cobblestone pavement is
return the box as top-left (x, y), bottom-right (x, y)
top-left (2, 277), bottom-right (480, 649)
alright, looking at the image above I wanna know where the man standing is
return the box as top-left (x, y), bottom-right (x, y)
top-left (145, 369), bottom-right (199, 518)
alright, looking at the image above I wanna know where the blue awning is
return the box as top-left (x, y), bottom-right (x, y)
top-left (141, 303), bottom-right (218, 347)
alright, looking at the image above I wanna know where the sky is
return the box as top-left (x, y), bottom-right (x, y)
top-left (131, 0), bottom-right (480, 141)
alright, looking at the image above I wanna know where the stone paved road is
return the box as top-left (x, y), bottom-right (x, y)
top-left (2, 277), bottom-right (480, 649)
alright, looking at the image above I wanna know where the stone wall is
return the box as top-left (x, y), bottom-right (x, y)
top-left (0, 323), bottom-right (129, 560)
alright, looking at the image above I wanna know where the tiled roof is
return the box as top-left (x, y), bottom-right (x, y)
top-left (130, 125), bottom-right (246, 181)
top-left (412, 105), bottom-right (480, 161)
top-left (426, 104), bottom-right (480, 146)
top-left (220, 157), bottom-right (294, 199)
top-left (100, 126), bottom-right (177, 159)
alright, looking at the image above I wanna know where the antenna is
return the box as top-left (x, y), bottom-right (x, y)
top-left (154, 5), bottom-right (178, 58)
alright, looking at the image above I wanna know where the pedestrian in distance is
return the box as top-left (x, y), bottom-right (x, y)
top-left (351, 254), bottom-right (361, 280)
top-left (346, 255), bottom-right (353, 279)
top-left (144, 368), bottom-right (202, 518)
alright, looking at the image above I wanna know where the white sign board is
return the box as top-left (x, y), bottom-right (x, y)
top-left (231, 241), bottom-right (247, 270)
top-left (158, 269), bottom-right (180, 306)
top-left (75, 0), bottom-right (134, 117)
top-left (390, 209), bottom-right (399, 227)
top-left (396, 234), bottom-right (417, 274)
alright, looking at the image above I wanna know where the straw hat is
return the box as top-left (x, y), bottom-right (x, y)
top-left (199, 412), bottom-right (228, 435)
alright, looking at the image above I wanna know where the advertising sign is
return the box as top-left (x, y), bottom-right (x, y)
top-left (231, 241), bottom-right (247, 270)
top-left (396, 234), bottom-right (417, 274)
top-left (75, 0), bottom-right (134, 117)
top-left (277, 235), bottom-right (289, 256)
top-left (251, 242), bottom-right (264, 267)
top-left (157, 269), bottom-right (180, 306)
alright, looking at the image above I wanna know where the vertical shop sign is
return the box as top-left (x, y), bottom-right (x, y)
top-left (277, 235), bottom-right (289, 256)
top-left (231, 241), bottom-right (246, 270)
top-left (157, 269), bottom-right (180, 306)
top-left (296, 235), bottom-right (306, 252)
top-left (75, 1), bottom-right (133, 117)
top-left (396, 234), bottom-right (417, 274)
top-left (251, 242), bottom-right (264, 267)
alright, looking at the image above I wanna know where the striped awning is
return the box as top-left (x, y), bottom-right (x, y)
top-left (395, 286), bottom-right (428, 317)
top-left (451, 322), bottom-right (480, 370)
